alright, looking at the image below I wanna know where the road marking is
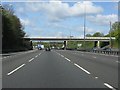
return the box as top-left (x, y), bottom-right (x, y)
top-left (116, 61), bottom-right (120, 63)
top-left (95, 77), bottom-right (98, 79)
top-left (35, 55), bottom-right (38, 58)
top-left (57, 53), bottom-right (59, 55)
top-left (28, 58), bottom-right (34, 62)
top-left (104, 83), bottom-right (116, 90)
top-left (74, 63), bottom-right (91, 74)
top-left (61, 55), bottom-right (64, 57)
top-left (81, 54), bottom-right (84, 56)
top-left (39, 53), bottom-right (41, 55)
top-left (64, 57), bottom-right (71, 62)
top-left (7, 64), bottom-right (25, 76)
top-left (93, 56), bottom-right (96, 58)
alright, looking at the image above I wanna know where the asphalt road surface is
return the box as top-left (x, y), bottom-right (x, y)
top-left (2, 49), bottom-right (118, 89)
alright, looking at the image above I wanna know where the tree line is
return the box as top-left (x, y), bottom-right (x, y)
top-left (1, 5), bottom-right (33, 53)
top-left (86, 22), bottom-right (120, 42)
top-left (68, 22), bottom-right (119, 49)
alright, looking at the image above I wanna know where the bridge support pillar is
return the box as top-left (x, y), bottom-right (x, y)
top-left (94, 41), bottom-right (100, 48)
top-left (97, 40), bottom-right (100, 48)
top-left (30, 40), bottom-right (33, 50)
top-left (63, 41), bottom-right (67, 50)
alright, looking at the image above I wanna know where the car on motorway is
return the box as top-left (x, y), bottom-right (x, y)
top-left (45, 47), bottom-right (51, 51)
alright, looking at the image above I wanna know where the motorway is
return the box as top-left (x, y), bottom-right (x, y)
top-left (2, 49), bottom-right (118, 89)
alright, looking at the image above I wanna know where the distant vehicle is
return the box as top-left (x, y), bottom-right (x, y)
top-left (45, 47), bottom-right (51, 51)
top-left (37, 44), bottom-right (44, 50)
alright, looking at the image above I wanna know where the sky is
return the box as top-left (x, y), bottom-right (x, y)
top-left (1, 0), bottom-right (118, 37)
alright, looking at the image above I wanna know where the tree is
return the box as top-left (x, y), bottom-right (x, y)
top-left (86, 34), bottom-right (92, 37)
top-left (92, 32), bottom-right (104, 37)
top-left (2, 4), bottom-right (32, 52)
top-left (110, 22), bottom-right (120, 41)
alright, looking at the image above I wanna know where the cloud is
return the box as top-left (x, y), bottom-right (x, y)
top-left (73, 26), bottom-right (103, 34)
top-left (87, 14), bottom-right (118, 26)
top-left (20, 18), bottom-right (31, 26)
top-left (20, 18), bottom-right (37, 28)
top-left (46, 22), bottom-right (73, 30)
top-left (69, 1), bottom-right (103, 16)
top-left (11, 1), bottom-right (116, 37)
top-left (21, 1), bottom-right (103, 22)
top-left (54, 32), bottom-right (63, 37)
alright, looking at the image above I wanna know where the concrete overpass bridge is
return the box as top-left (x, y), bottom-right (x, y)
top-left (24, 37), bottom-right (115, 41)
top-left (24, 37), bottom-right (115, 49)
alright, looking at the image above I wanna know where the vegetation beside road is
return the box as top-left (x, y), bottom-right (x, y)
top-left (1, 5), bottom-right (33, 53)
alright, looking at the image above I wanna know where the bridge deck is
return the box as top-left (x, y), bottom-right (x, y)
top-left (24, 37), bottom-right (115, 41)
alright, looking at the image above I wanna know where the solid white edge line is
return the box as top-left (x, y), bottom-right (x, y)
top-left (7, 64), bottom-right (25, 76)
top-left (104, 83), bottom-right (116, 90)
top-left (74, 63), bottom-right (91, 75)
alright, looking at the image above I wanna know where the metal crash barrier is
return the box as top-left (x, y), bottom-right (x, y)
top-left (91, 50), bottom-right (119, 55)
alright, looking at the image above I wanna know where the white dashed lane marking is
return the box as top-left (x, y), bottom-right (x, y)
top-left (93, 56), bottom-right (96, 58)
top-left (95, 77), bottom-right (98, 79)
top-left (74, 63), bottom-right (91, 75)
top-left (61, 55), bottom-right (64, 57)
top-left (7, 64), bottom-right (25, 76)
top-left (35, 55), bottom-right (38, 58)
top-left (116, 61), bottom-right (120, 63)
top-left (104, 83), bottom-right (116, 90)
top-left (28, 58), bottom-right (34, 62)
top-left (64, 57), bottom-right (71, 62)
top-left (55, 51), bottom-right (91, 75)
top-left (55, 51), bottom-right (117, 89)
top-left (7, 52), bottom-right (42, 76)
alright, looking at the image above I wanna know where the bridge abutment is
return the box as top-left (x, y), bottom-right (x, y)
top-left (63, 41), bottom-right (67, 50)
top-left (94, 41), bottom-right (110, 48)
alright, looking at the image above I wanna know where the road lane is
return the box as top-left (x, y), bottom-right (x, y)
top-left (64, 50), bottom-right (118, 67)
top-left (3, 50), bottom-right (107, 88)
top-left (55, 50), bottom-right (118, 88)
top-left (3, 50), bottom-right (44, 76)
